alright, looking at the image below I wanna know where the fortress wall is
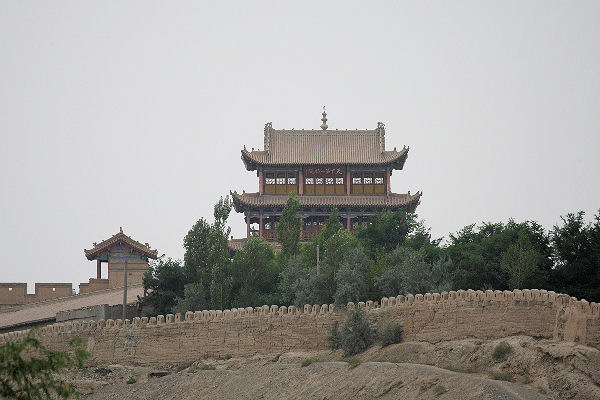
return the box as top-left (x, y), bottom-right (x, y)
top-left (1, 289), bottom-right (598, 366)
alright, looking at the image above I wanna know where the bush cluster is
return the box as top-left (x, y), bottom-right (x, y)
top-left (380, 322), bottom-right (403, 346)
top-left (328, 308), bottom-right (373, 357)
top-left (491, 341), bottom-right (512, 361)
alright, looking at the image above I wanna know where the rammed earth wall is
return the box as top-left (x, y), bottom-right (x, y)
top-left (1, 289), bottom-right (598, 366)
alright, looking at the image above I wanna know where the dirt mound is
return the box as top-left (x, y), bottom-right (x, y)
top-left (72, 335), bottom-right (600, 400)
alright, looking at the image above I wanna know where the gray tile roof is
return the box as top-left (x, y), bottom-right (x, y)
top-left (231, 191), bottom-right (421, 212)
top-left (241, 124), bottom-right (409, 170)
top-left (85, 228), bottom-right (158, 260)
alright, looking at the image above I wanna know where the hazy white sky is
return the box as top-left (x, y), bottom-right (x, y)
top-left (1, 1), bottom-right (598, 292)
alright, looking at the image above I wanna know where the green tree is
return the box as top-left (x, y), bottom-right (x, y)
top-left (229, 237), bottom-right (279, 307)
top-left (172, 282), bottom-right (210, 314)
top-left (323, 229), bottom-right (361, 269)
top-left (183, 196), bottom-right (232, 308)
top-left (0, 330), bottom-right (90, 400)
top-left (500, 234), bottom-right (540, 289)
top-left (551, 211), bottom-right (600, 302)
top-left (279, 256), bottom-right (314, 307)
top-left (277, 196), bottom-right (302, 259)
top-left (366, 250), bottom-right (389, 300)
top-left (334, 248), bottom-right (369, 305)
top-left (355, 210), bottom-right (416, 256)
top-left (142, 257), bottom-right (186, 315)
top-left (446, 220), bottom-right (552, 291)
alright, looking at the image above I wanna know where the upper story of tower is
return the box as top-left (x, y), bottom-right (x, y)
top-left (240, 110), bottom-right (410, 197)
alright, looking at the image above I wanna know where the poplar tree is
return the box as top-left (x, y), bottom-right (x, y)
top-left (277, 195), bottom-right (302, 259)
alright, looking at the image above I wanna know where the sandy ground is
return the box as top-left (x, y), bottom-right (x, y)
top-left (72, 335), bottom-right (600, 400)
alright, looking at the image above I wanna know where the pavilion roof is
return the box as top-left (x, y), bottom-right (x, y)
top-left (241, 123), bottom-right (409, 170)
top-left (230, 191), bottom-right (421, 213)
top-left (84, 228), bottom-right (158, 260)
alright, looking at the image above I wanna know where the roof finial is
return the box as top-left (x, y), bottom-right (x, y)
top-left (320, 106), bottom-right (328, 130)
top-left (119, 227), bottom-right (123, 233)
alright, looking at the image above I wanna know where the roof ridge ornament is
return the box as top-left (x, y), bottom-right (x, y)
top-left (320, 106), bottom-right (328, 130)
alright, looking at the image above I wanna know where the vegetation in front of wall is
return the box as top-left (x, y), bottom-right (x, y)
top-left (380, 322), bottom-right (403, 346)
top-left (328, 308), bottom-right (373, 357)
top-left (327, 320), bottom-right (342, 350)
top-left (0, 329), bottom-right (90, 400)
top-left (492, 342), bottom-right (512, 361)
top-left (341, 308), bottom-right (373, 357)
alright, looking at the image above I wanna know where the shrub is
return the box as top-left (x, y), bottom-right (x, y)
top-left (340, 308), bottom-right (373, 357)
top-left (490, 372), bottom-right (513, 381)
top-left (301, 358), bottom-right (322, 367)
top-left (492, 342), bottom-right (512, 361)
top-left (126, 377), bottom-right (137, 384)
top-left (380, 322), bottom-right (403, 346)
top-left (343, 357), bottom-right (361, 369)
top-left (0, 329), bottom-right (90, 400)
top-left (188, 363), bottom-right (216, 373)
top-left (327, 321), bottom-right (342, 350)
top-left (175, 361), bottom-right (193, 372)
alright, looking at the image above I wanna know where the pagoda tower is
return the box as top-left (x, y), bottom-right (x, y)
top-left (230, 109), bottom-right (421, 247)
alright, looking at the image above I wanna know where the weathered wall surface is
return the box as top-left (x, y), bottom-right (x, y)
top-left (1, 289), bottom-right (598, 366)
top-left (0, 282), bottom-right (72, 308)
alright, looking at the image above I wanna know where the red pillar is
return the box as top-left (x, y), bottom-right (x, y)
top-left (259, 214), bottom-right (264, 238)
top-left (259, 170), bottom-right (264, 195)
top-left (346, 213), bottom-right (351, 231)
top-left (300, 216), bottom-right (304, 240)
top-left (346, 167), bottom-right (351, 195)
top-left (298, 169), bottom-right (304, 195)
top-left (96, 260), bottom-right (101, 279)
top-left (246, 215), bottom-right (250, 238)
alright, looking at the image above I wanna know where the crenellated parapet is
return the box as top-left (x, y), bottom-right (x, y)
top-left (1, 288), bottom-right (598, 365)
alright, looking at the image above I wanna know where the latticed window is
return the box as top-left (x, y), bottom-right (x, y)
top-left (303, 167), bottom-right (346, 195)
top-left (264, 171), bottom-right (298, 194)
top-left (352, 171), bottom-right (386, 194)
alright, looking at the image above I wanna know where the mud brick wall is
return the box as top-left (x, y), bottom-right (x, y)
top-left (1, 289), bottom-right (598, 366)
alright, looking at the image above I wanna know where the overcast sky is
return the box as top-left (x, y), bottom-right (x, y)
top-left (1, 1), bottom-right (598, 292)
